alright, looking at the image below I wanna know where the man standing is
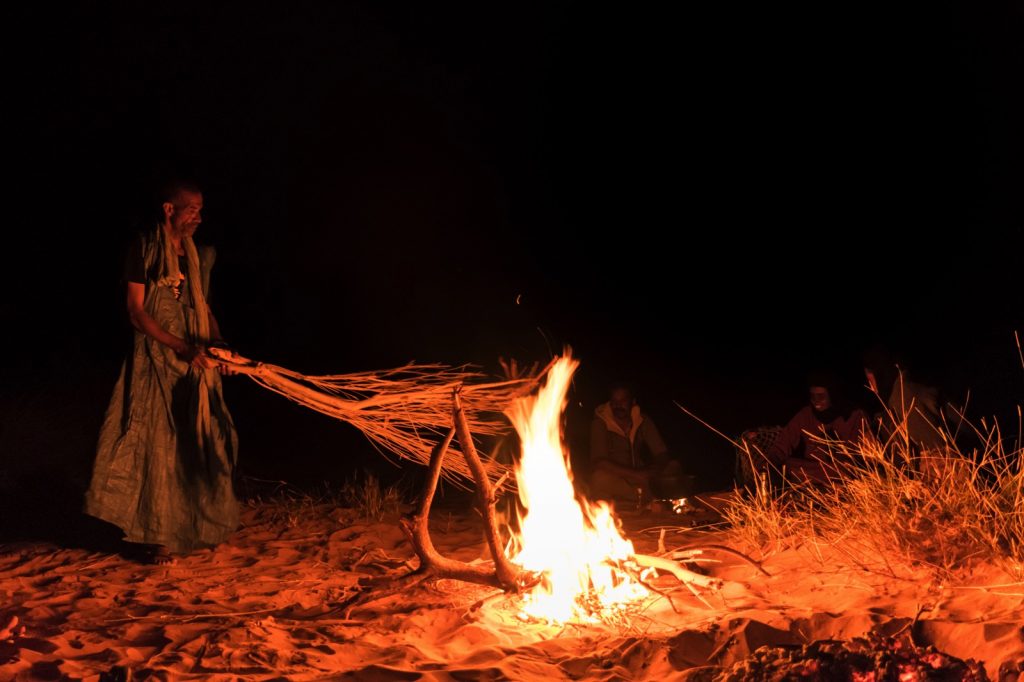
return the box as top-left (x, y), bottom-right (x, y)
top-left (85, 179), bottom-right (238, 565)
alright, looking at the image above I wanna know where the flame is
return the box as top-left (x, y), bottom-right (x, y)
top-left (506, 354), bottom-right (648, 623)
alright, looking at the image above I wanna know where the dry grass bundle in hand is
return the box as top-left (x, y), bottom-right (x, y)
top-left (209, 348), bottom-right (541, 488)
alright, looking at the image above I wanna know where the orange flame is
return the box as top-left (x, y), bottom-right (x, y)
top-left (506, 354), bottom-right (648, 623)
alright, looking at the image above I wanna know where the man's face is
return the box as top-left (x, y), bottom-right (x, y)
top-left (809, 387), bottom-right (831, 412)
top-left (610, 389), bottom-right (634, 419)
top-left (168, 190), bottom-right (203, 237)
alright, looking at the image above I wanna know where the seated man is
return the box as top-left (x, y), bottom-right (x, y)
top-left (861, 344), bottom-right (962, 478)
top-left (759, 371), bottom-right (868, 485)
top-left (588, 382), bottom-right (682, 504)
top-left (861, 345), bottom-right (949, 453)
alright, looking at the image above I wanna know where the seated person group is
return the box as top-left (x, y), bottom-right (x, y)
top-left (743, 351), bottom-right (952, 487)
top-left (586, 350), bottom-right (952, 502)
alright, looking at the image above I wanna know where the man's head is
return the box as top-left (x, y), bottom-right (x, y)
top-left (805, 369), bottom-right (840, 413)
top-left (808, 386), bottom-right (832, 413)
top-left (608, 384), bottom-right (635, 420)
top-left (158, 178), bottom-right (203, 238)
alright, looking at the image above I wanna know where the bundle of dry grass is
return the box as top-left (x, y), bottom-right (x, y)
top-left (208, 348), bottom-right (540, 488)
top-left (727, 403), bottom-right (1024, 583)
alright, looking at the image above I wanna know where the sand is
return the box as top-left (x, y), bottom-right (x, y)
top-left (2, 493), bottom-right (1022, 681)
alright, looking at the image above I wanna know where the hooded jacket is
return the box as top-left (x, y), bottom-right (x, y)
top-left (590, 402), bottom-right (669, 469)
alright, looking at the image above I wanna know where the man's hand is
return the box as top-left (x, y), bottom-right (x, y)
top-left (624, 468), bottom-right (653, 487)
top-left (216, 361), bottom-right (237, 376)
top-left (175, 343), bottom-right (214, 370)
top-left (593, 459), bottom-right (652, 486)
top-left (207, 343), bottom-right (240, 375)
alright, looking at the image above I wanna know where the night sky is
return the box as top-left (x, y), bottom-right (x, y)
top-left (3, 3), bottom-right (1022, 515)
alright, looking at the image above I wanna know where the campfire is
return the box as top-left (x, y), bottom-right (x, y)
top-left (209, 347), bottom-right (722, 622)
top-left (506, 354), bottom-right (649, 623)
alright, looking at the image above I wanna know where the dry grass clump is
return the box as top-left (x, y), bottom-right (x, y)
top-left (241, 473), bottom-right (411, 525)
top-left (726, 407), bottom-right (1024, 582)
top-left (339, 471), bottom-right (407, 521)
top-left (241, 478), bottom-right (339, 528)
top-left (724, 456), bottom-right (806, 555)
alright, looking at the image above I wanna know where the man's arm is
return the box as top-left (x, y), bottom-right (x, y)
top-left (640, 417), bottom-right (670, 466)
top-left (761, 411), bottom-right (804, 467)
top-left (126, 282), bottom-right (211, 369)
top-left (589, 417), bottom-right (609, 462)
top-left (205, 308), bottom-right (237, 375)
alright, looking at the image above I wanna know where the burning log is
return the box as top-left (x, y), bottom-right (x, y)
top-left (634, 554), bottom-right (719, 589)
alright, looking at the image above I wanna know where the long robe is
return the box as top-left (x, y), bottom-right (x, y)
top-left (85, 229), bottom-right (238, 553)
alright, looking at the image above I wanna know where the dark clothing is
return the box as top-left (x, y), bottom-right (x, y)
top-left (125, 233), bottom-right (188, 296)
top-left (766, 405), bottom-right (868, 484)
top-left (588, 402), bottom-right (679, 502)
top-left (86, 227), bottom-right (239, 553)
top-left (861, 347), bottom-right (950, 452)
top-left (589, 402), bottom-right (669, 469)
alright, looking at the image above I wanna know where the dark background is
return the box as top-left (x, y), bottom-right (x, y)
top-left (2, 2), bottom-right (1022, 536)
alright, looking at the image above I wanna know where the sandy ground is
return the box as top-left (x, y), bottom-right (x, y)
top-left (2, 493), bottom-right (1023, 681)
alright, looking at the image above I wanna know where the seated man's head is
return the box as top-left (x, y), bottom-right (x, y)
top-left (808, 386), bottom-right (831, 413)
top-left (805, 369), bottom-right (841, 414)
top-left (609, 384), bottom-right (635, 420)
